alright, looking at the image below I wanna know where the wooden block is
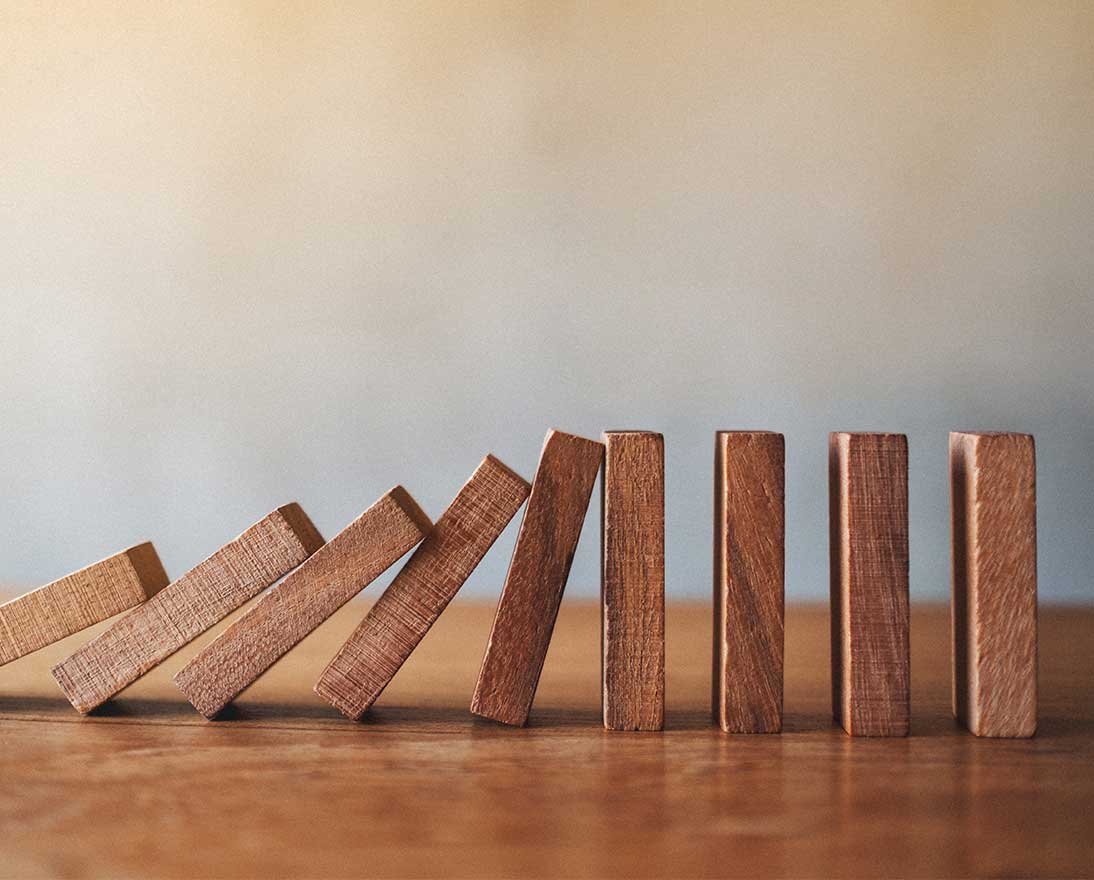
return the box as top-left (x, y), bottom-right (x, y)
top-left (471, 429), bottom-right (604, 726)
top-left (0, 544), bottom-right (168, 667)
top-left (315, 457), bottom-right (530, 720)
top-left (174, 487), bottom-right (432, 718)
top-left (829, 432), bottom-right (910, 737)
top-left (601, 431), bottom-right (665, 731)
top-left (951, 431), bottom-right (1037, 738)
top-left (713, 431), bottom-right (784, 733)
top-left (51, 504), bottom-right (324, 713)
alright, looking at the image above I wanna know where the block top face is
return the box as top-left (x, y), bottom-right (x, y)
top-left (121, 542), bottom-right (171, 599)
top-left (952, 431), bottom-right (1034, 440)
top-left (275, 503), bottom-right (326, 556)
top-left (480, 454), bottom-right (532, 493)
top-left (384, 486), bottom-right (434, 535)
top-left (603, 430), bottom-right (664, 437)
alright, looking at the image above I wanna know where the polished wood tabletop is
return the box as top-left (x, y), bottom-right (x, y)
top-left (1, 600), bottom-right (1091, 879)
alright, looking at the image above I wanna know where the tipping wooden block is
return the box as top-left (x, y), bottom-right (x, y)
top-left (601, 431), bottom-right (665, 731)
top-left (951, 431), bottom-right (1037, 738)
top-left (471, 429), bottom-right (604, 726)
top-left (315, 457), bottom-right (530, 720)
top-left (1, 544), bottom-right (168, 667)
top-left (829, 432), bottom-right (910, 737)
top-left (51, 505), bottom-right (323, 713)
top-left (174, 487), bottom-right (432, 718)
top-left (713, 431), bottom-right (784, 734)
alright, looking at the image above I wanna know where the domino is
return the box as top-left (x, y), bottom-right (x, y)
top-left (174, 487), bottom-right (431, 718)
top-left (315, 456), bottom-right (530, 720)
top-left (829, 432), bottom-right (910, 737)
top-left (1, 543), bottom-right (167, 666)
top-left (471, 429), bottom-right (604, 726)
top-left (951, 431), bottom-right (1037, 737)
top-left (51, 504), bottom-right (323, 713)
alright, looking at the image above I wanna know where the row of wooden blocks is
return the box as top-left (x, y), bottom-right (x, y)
top-left (0, 430), bottom-right (1036, 737)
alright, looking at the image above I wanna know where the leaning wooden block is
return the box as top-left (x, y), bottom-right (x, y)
top-left (0, 543), bottom-right (168, 667)
top-left (713, 431), bottom-right (784, 734)
top-left (952, 431), bottom-right (1037, 738)
top-left (316, 457), bottom-right (530, 720)
top-left (51, 504), bottom-right (323, 713)
top-left (829, 432), bottom-right (910, 737)
top-left (472, 429), bottom-right (604, 726)
top-left (175, 487), bottom-right (432, 718)
top-left (601, 431), bottom-right (665, 731)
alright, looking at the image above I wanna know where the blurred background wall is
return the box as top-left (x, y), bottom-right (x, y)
top-left (1, 1), bottom-right (1091, 602)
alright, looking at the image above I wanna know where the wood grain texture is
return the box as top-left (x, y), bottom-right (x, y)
top-left (0, 543), bottom-right (168, 666)
top-left (315, 457), bottom-right (530, 720)
top-left (951, 431), bottom-right (1037, 738)
top-left (601, 430), bottom-right (664, 731)
top-left (713, 431), bottom-right (784, 733)
top-left (829, 432), bottom-right (910, 737)
top-left (174, 487), bottom-right (432, 719)
top-left (471, 429), bottom-right (604, 726)
top-left (3, 604), bottom-right (1093, 880)
top-left (51, 505), bottom-right (323, 713)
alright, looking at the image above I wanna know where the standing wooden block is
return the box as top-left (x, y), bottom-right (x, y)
top-left (601, 431), bottom-right (665, 731)
top-left (471, 429), bottom-right (604, 726)
top-left (315, 457), bottom-right (530, 720)
top-left (51, 505), bottom-right (323, 713)
top-left (713, 431), bottom-right (784, 734)
top-left (951, 431), bottom-right (1037, 738)
top-left (1, 544), bottom-right (168, 667)
top-left (829, 432), bottom-right (910, 737)
top-left (174, 487), bottom-right (432, 718)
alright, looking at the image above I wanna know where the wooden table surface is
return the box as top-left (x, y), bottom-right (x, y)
top-left (1, 600), bottom-right (1091, 879)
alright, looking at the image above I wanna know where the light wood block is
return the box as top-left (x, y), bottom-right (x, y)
top-left (829, 432), bottom-right (910, 737)
top-left (315, 457), bottom-right (530, 720)
top-left (1, 544), bottom-right (168, 667)
top-left (713, 431), bottom-right (784, 733)
top-left (951, 431), bottom-right (1037, 738)
top-left (471, 429), bottom-right (604, 726)
top-left (601, 430), bottom-right (664, 731)
top-left (51, 505), bottom-right (323, 713)
top-left (174, 487), bottom-right (432, 718)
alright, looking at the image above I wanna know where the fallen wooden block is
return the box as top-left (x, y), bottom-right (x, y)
top-left (713, 431), bottom-right (784, 733)
top-left (471, 429), bottom-right (604, 726)
top-left (829, 432), bottom-right (910, 737)
top-left (951, 431), bottom-right (1037, 738)
top-left (601, 430), bottom-right (665, 731)
top-left (314, 457), bottom-right (530, 720)
top-left (51, 504), bottom-right (323, 713)
top-left (174, 487), bottom-right (432, 718)
top-left (1, 543), bottom-right (168, 667)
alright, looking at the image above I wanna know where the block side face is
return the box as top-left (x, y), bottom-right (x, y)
top-left (969, 433), bottom-right (1037, 737)
top-left (843, 433), bottom-right (910, 737)
top-left (719, 432), bottom-right (784, 734)
top-left (602, 431), bottom-right (665, 731)
top-left (950, 434), bottom-right (974, 726)
top-left (472, 430), bottom-right (604, 726)
top-left (316, 457), bottom-right (530, 720)
top-left (713, 435), bottom-right (729, 727)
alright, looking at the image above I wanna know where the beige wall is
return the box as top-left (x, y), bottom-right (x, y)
top-left (2, 1), bottom-right (1092, 600)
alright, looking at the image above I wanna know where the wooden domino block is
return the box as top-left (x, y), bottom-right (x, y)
top-left (315, 457), bottom-right (530, 720)
top-left (51, 504), bottom-right (323, 713)
top-left (174, 487), bottom-right (432, 718)
top-left (1, 543), bottom-right (168, 667)
top-left (951, 431), bottom-right (1037, 738)
top-left (713, 431), bottom-right (784, 733)
top-left (471, 429), bottom-right (604, 726)
top-left (601, 431), bottom-right (665, 731)
top-left (829, 432), bottom-right (910, 737)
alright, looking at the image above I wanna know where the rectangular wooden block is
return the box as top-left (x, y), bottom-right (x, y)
top-left (51, 504), bottom-right (324, 713)
top-left (1, 543), bottom-right (168, 667)
top-left (174, 487), bottom-right (432, 718)
top-left (471, 429), bottom-right (604, 726)
top-left (951, 431), bottom-right (1037, 737)
top-left (713, 431), bottom-right (784, 733)
top-left (315, 457), bottom-right (531, 720)
top-left (601, 430), bottom-right (665, 731)
top-left (829, 432), bottom-right (910, 737)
